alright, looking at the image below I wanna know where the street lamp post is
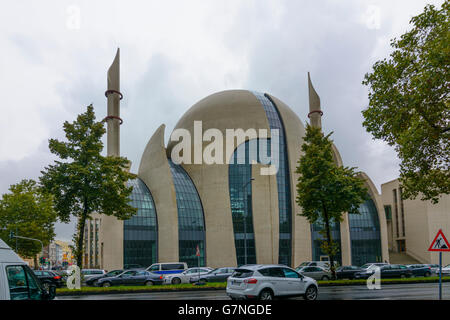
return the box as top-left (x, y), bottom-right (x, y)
top-left (241, 178), bottom-right (255, 266)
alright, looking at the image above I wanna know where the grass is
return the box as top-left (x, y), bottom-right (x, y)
top-left (56, 276), bottom-right (450, 296)
top-left (56, 282), bottom-right (227, 295)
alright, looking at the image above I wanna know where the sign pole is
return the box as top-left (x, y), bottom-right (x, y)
top-left (439, 251), bottom-right (442, 300)
top-left (428, 229), bottom-right (449, 300)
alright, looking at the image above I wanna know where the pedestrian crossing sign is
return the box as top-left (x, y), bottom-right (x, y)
top-left (428, 229), bottom-right (450, 252)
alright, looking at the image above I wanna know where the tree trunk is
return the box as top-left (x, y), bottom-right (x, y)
top-left (76, 198), bottom-right (89, 269)
top-left (322, 203), bottom-right (336, 279)
top-left (34, 254), bottom-right (38, 270)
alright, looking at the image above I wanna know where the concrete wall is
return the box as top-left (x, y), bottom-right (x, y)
top-left (138, 124), bottom-right (179, 263)
top-left (381, 179), bottom-right (450, 266)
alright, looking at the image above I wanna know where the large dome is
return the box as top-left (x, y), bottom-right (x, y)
top-left (166, 90), bottom-right (305, 159)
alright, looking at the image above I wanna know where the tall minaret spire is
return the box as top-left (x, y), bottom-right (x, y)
top-left (307, 72), bottom-right (323, 129)
top-left (105, 48), bottom-right (123, 157)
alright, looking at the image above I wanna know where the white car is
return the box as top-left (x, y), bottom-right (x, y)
top-left (164, 267), bottom-right (213, 284)
top-left (441, 264), bottom-right (450, 275)
top-left (226, 264), bottom-right (318, 300)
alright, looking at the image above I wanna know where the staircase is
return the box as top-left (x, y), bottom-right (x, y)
top-left (389, 251), bottom-right (421, 265)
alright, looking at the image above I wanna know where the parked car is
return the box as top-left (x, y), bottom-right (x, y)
top-left (226, 265), bottom-right (318, 300)
top-left (96, 269), bottom-right (164, 287)
top-left (164, 267), bottom-right (213, 284)
top-left (407, 264), bottom-right (432, 277)
top-left (0, 238), bottom-right (56, 300)
top-left (190, 267), bottom-right (236, 283)
top-left (85, 269), bottom-right (123, 286)
top-left (441, 264), bottom-right (450, 275)
top-left (81, 269), bottom-right (106, 284)
top-left (427, 264), bottom-right (440, 275)
top-left (335, 266), bottom-right (363, 280)
top-left (295, 266), bottom-right (332, 280)
top-left (296, 261), bottom-right (338, 270)
top-left (145, 262), bottom-right (187, 275)
top-left (33, 270), bottom-right (65, 289)
top-left (354, 264), bottom-right (413, 279)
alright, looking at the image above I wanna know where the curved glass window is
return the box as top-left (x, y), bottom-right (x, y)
top-left (168, 159), bottom-right (206, 267)
top-left (124, 178), bottom-right (158, 268)
top-left (229, 141), bottom-right (259, 266)
top-left (349, 198), bottom-right (382, 266)
top-left (311, 220), bottom-right (342, 265)
top-left (252, 92), bottom-right (292, 266)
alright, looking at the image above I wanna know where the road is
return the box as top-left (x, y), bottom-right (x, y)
top-left (57, 282), bottom-right (450, 300)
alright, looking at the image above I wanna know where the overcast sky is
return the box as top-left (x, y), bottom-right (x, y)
top-left (0, 0), bottom-right (444, 243)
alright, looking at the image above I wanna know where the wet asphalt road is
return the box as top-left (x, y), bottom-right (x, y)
top-left (57, 282), bottom-right (450, 300)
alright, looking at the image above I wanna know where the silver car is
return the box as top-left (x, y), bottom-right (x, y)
top-left (296, 266), bottom-right (332, 280)
top-left (226, 264), bottom-right (318, 300)
top-left (164, 267), bottom-right (213, 284)
top-left (81, 269), bottom-right (106, 284)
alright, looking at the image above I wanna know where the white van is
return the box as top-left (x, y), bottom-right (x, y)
top-left (145, 262), bottom-right (188, 275)
top-left (0, 238), bottom-right (56, 300)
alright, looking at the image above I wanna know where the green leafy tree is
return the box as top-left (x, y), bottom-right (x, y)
top-left (296, 125), bottom-right (368, 276)
top-left (362, 1), bottom-right (449, 203)
top-left (0, 179), bottom-right (57, 268)
top-left (40, 104), bottom-right (137, 268)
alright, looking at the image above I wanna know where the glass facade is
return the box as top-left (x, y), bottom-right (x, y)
top-left (349, 197), bottom-right (382, 266)
top-left (229, 141), bottom-right (258, 266)
top-left (311, 219), bottom-right (342, 265)
top-left (123, 178), bottom-right (158, 268)
top-left (252, 92), bottom-right (292, 266)
top-left (168, 159), bottom-right (206, 267)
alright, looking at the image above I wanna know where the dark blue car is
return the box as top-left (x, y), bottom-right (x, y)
top-left (96, 269), bottom-right (164, 287)
top-left (407, 264), bottom-right (432, 277)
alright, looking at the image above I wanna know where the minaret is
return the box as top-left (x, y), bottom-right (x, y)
top-left (105, 48), bottom-right (123, 157)
top-left (307, 72), bottom-right (323, 129)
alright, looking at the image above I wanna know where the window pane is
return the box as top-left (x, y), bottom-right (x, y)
top-left (7, 266), bottom-right (29, 300)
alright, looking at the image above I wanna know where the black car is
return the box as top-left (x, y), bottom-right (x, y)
top-left (354, 264), bottom-right (413, 279)
top-left (335, 266), bottom-right (363, 280)
top-left (33, 270), bottom-right (65, 289)
top-left (85, 269), bottom-right (124, 286)
top-left (96, 269), bottom-right (164, 287)
top-left (190, 267), bottom-right (236, 283)
top-left (407, 264), bottom-right (432, 277)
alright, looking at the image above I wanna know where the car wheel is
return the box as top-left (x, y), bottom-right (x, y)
top-left (258, 289), bottom-right (274, 300)
top-left (321, 276), bottom-right (329, 281)
top-left (102, 282), bottom-right (111, 287)
top-left (172, 277), bottom-right (181, 285)
top-left (424, 272), bottom-right (431, 277)
top-left (304, 285), bottom-right (318, 301)
top-left (145, 281), bottom-right (154, 286)
top-left (400, 274), bottom-right (406, 279)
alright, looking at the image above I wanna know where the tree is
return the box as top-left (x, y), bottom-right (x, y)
top-left (296, 125), bottom-right (368, 277)
top-left (362, 1), bottom-right (449, 203)
top-left (0, 179), bottom-right (57, 268)
top-left (40, 104), bottom-right (137, 268)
